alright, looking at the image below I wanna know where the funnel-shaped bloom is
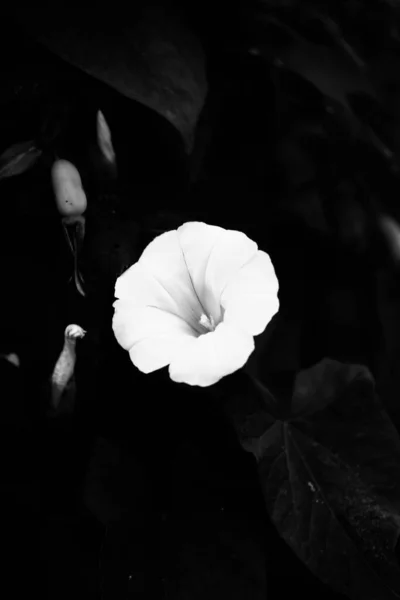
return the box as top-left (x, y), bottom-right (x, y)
top-left (112, 222), bottom-right (279, 387)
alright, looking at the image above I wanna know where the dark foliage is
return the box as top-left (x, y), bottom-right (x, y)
top-left (1, 1), bottom-right (400, 598)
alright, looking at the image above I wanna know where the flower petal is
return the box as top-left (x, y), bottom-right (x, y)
top-left (168, 321), bottom-right (255, 387)
top-left (221, 250), bottom-right (279, 336)
top-left (176, 221), bottom-right (226, 321)
top-left (128, 334), bottom-right (189, 373)
top-left (112, 302), bottom-right (196, 352)
top-left (137, 229), bottom-right (207, 330)
top-left (115, 261), bottom-right (181, 315)
top-left (203, 228), bottom-right (258, 309)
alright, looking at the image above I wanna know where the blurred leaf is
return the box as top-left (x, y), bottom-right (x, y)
top-left (253, 13), bottom-right (379, 146)
top-left (0, 352), bottom-right (20, 368)
top-left (290, 358), bottom-right (374, 415)
top-left (223, 361), bottom-right (400, 599)
top-left (379, 214), bottom-right (400, 265)
top-left (0, 140), bottom-right (41, 180)
top-left (301, 9), bottom-right (366, 67)
top-left (14, 4), bottom-right (207, 153)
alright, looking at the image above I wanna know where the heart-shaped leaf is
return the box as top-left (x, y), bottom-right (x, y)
top-left (223, 361), bottom-right (400, 599)
top-left (0, 141), bottom-right (42, 180)
top-left (14, 4), bottom-right (207, 153)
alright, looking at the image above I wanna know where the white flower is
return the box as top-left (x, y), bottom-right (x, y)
top-left (112, 222), bottom-right (279, 387)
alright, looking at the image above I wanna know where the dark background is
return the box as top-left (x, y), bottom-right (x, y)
top-left (1, 2), bottom-right (400, 598)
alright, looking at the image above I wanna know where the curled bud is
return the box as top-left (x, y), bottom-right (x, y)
top-left (65, 324), bottom-right (86, 339)
top-left (50, 324), bottom-right (86, 413)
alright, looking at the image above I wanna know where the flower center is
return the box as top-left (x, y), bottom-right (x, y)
top-left (199, 313), bottom-right (216, 333)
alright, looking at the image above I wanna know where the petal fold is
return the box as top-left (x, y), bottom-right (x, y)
top-left (115, 261), bottom-right (180, 314)
top-left (177, 222), bottom-right (225, 321)
top-left (137, 230), bottom-right (206, 328)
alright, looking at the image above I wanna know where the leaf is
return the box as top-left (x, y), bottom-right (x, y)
top-left (223, 361), bottom-right (400, 599)
top-left (0, 141), bottom-right (42, 180)
top-left (15, 4), bottom-right (207, 153)
top-left (254, 14), bottom-right (379, 137)
top-left (301, 9), bottom-right (366, 68)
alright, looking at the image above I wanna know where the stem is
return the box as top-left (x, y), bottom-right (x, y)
top-left (62, 217), bottom-right (86, 296)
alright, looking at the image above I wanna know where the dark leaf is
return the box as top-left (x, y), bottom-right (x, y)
top-left (301, 9), bottom-right (366, 68)
top-left (254, 14), bottom-right (379, 140)
top-left (278, 38), bottom-right (376, 112)
top-left (0, 140), bottom-right (41, 180)
top-left (14, 3), bottom-right (207, 153)
top-left (224, 361), bottom-right (400, 599)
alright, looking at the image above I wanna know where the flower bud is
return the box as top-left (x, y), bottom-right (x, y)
top-left (52, 159), bottom-right (87, 217)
